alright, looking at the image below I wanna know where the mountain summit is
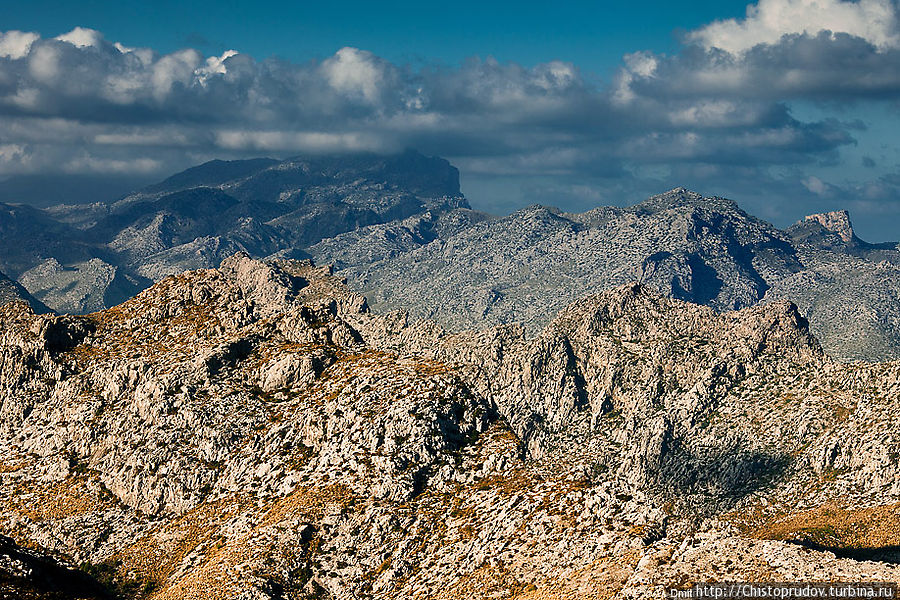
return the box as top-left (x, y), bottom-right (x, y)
top-left (803, 210), bottom-right (857, 243)
top-left (340, 185), bottom-right (900, 361)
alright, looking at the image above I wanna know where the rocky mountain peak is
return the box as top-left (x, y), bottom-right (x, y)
top-left (218, 251), bottom-right (308, 315)
top-left (636, 187), bottom-right (740, 213)
top-left (556, 282), bottom-right (822, 364)
top-left (802, 209), bottom-right (857, 243)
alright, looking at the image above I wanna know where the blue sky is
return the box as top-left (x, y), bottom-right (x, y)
top-left (2, 0), bottom-right (900, 240)
top-left (3, 1), bottom-right (751, 72)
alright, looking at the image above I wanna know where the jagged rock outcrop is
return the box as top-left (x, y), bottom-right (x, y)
top-left (2, 254), bottom-right (898, 599)
top-left (765, 212), bottom-right (900, 361)
top-left (801, 210), bottom-right (857, 244)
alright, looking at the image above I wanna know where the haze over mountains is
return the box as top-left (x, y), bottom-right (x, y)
top-left (0, 150), bottom-right (898, 362)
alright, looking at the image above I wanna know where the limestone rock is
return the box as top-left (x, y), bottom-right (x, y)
top-left (1, 254), bottom-right (899, 599)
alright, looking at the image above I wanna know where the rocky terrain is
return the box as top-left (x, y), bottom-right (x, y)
top-left (0, 151), bottom-right (467, 315)
top-left (0, 270), bottom-right (48, 315)
top-left (2, 154), bottom-right (899, 362)
top-left (338, 188), bottom-right (900, 362)
top-left (1, 254), bottom-right (899, 599)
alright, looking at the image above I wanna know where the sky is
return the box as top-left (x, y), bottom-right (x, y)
top-left (1, 0), bottom-right (900, 240)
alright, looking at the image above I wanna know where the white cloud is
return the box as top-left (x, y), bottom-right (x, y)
top-left (195, 49), bottom-right (239, 85)
top-left (114, 42), bottom-right (155, 65)
top-left (532, 61), bottom-right (578, 90)
top-left (689, 0), bottom-right (900, 54)
top-left (321, 47), bottom-right (385, 103)
top-left (151, 49), bottom-right (202, 99)
top-left (803, 175), bottom-right (830, 195)
top-left (0, 26), bottom-right (868, 197)
top-left (0, 143), bottom-right (29, 164)
top-left (63, 154), bottom-right (161, 174)
top-left (668, 101), bottom-right (747, 127)
top-left (3, 87), bottom-right (41, 110)
top-left (614, 51), bottom-right (658, 104)
top-left (55, 27), bottom-right (104, 49)
top-left (103, 71), bottom-right (147, 104)
top-left (27, 44), bottom-right (60, 82)
top-left (214, 129), bottom-right (387, 153)
top-left (94, 130), bottom-right (192, 146)
top-left (0, 30), bottom-right (39, 59)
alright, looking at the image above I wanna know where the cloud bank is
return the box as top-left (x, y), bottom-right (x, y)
top-left (1, 0), bottom-right (900, 238)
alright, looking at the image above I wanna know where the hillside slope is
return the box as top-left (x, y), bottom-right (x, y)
top-left (1, 254), bottom-right (898, 598)
top-left (3, 151), bottom-right (467, 315)
top-left (0, 269), bottom-right (50, 314)
top-left (342, 188), bottom-right (900, 361)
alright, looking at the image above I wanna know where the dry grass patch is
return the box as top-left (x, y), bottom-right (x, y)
top-left (749, 501), bottom-right (900, 550)
top-left (111, 495), bottom-right (253, 594)
top-left (9, 477), bottom-right (115, 522)
top-left (259, 483), bottom-right (357, 528)
top-left (0, 461), bottom-right (23, 474)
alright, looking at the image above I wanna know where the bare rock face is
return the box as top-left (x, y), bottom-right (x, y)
top-left (17, 258), bottom-right (145, 315)
top-left (346, 189), bottom-right (900, 362)
top-left (1, 254), bottom-right (899, 599)
top-left (803, 210), bottom-right (857, 243)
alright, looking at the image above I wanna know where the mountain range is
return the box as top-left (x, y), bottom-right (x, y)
top-left (1, 254), bottom-right (898, 598)
top-left (0, 151), bottom-right (897, 362)
top-left (1, 152), bottom-right (899, 596)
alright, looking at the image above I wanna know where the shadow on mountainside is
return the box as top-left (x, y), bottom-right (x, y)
top-left (653, 440), bottom-right (792, 502)
top-left (0, 535), bottom-right (114, 600)
top-left (786, 541), bottom-right (900, 565)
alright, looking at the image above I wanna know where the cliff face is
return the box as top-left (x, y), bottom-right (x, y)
top-left (802, 210), bottom-right (857, 244)
top-left (2, 254), bottom-right (899, 599)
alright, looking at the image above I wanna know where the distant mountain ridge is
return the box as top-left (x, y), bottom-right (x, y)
top-left (0, 150), bottom-right (468, 314)
top-left (1, 154), bottom-right (898, 361)
top-left (338, 187), bottom-right (900, 361)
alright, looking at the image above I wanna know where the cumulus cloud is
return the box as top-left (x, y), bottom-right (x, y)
top-left (689, 0), bottom-right (900, 53)
top-left (0, 19), bottom-right (877, 178)
top-left (615, 0), bottom-right (900, 107)
top-left (321, 47), bottom-right (389, 104)
top-left (1, 5), bottom-right (900, 238)
top-left (0, 30), bottom-right (39, 59)
top-left (803, 174), bottom-right (831, 195)
top-left (56, 27), bottom-right (105, 49)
